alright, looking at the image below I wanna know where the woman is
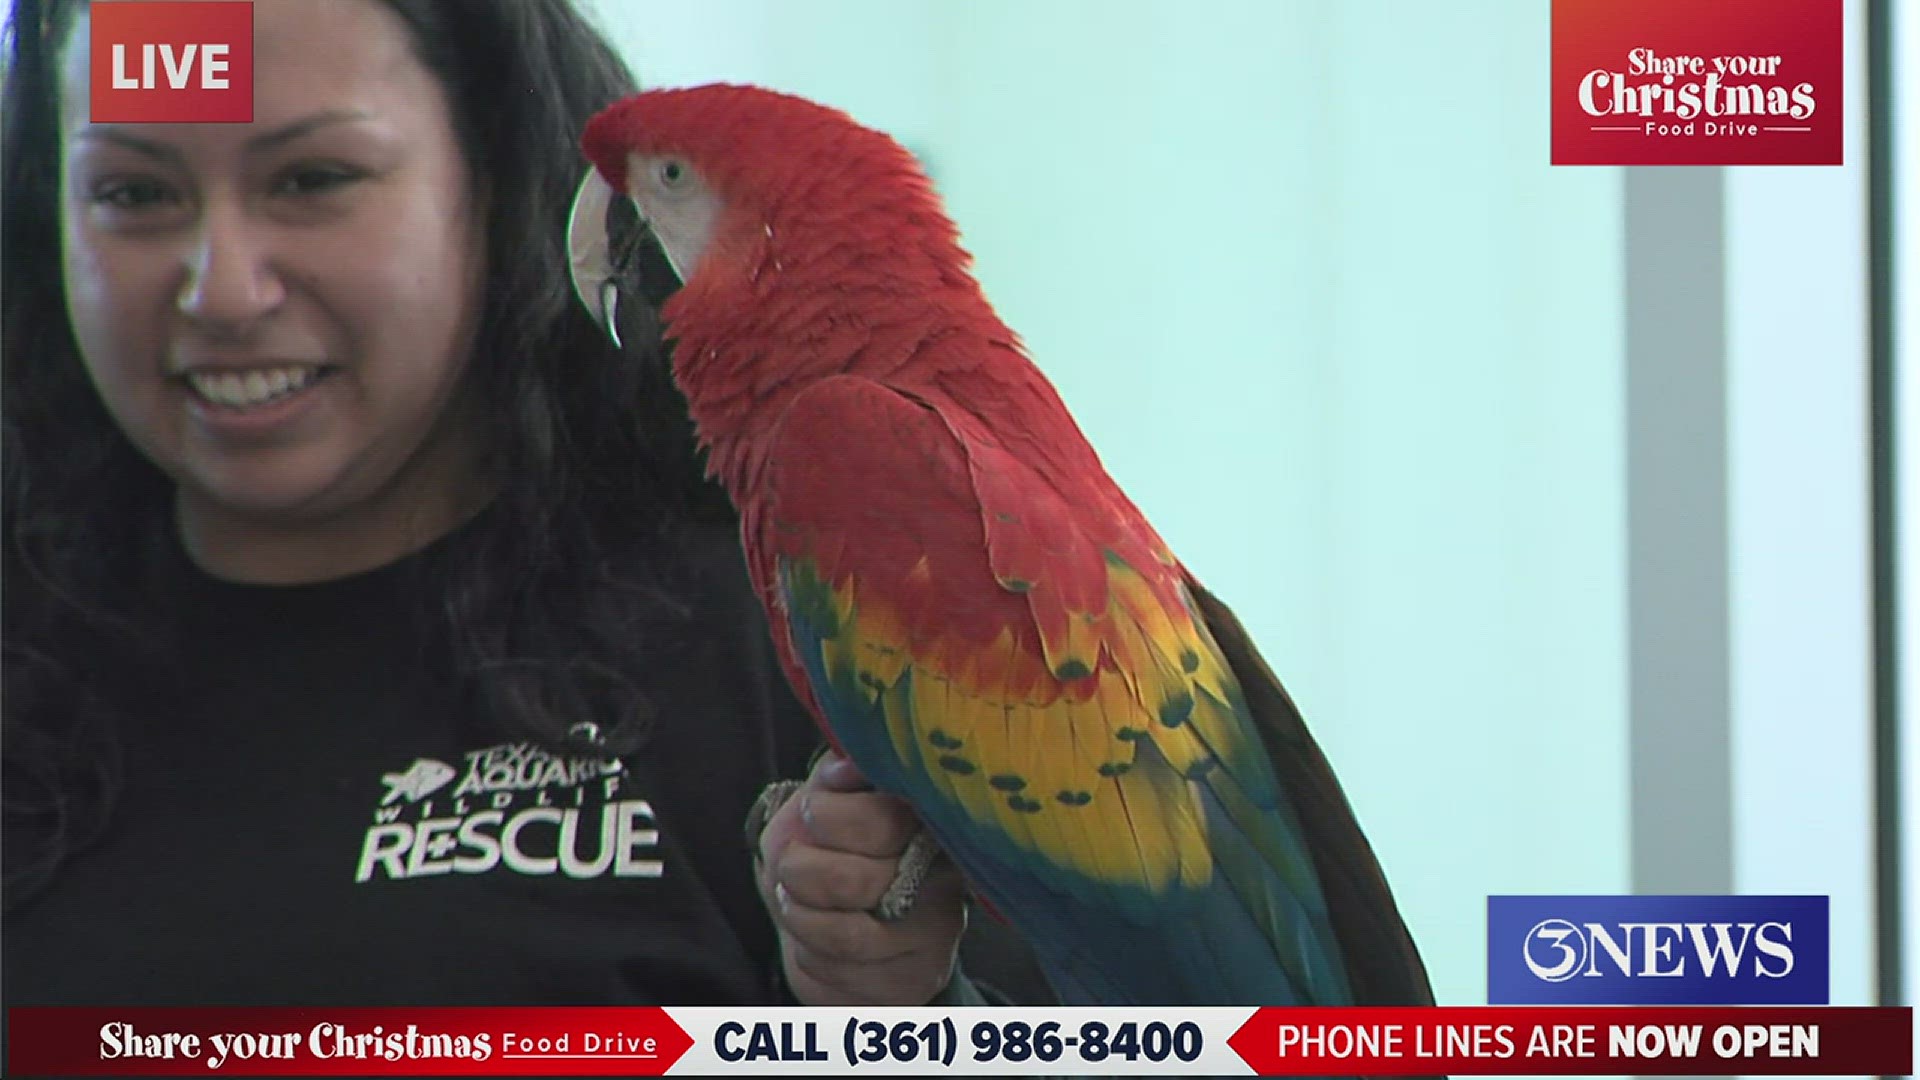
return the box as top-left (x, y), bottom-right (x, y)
top-left (2, 0), bottom-right (1048, 1008)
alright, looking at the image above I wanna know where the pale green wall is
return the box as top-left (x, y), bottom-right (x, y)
top-left (1899, 0), bottom-right (1920, 1037)
top-left (1723, 0), bottom-right (1878, 1023)
top-left (583, 0), bottom-right (1634, 1010)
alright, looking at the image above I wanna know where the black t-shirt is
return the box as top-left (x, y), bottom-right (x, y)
top-left (4, 504), bottom-right (1054, 1014)
top-left (5, 507), bottom-right (826, 1007)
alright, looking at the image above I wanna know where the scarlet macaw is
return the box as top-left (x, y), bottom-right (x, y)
top-left (566, 84), bottom-right (1432, 1008)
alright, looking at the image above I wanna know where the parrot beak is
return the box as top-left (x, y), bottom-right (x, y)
top-left (568, 169), bottom-right (625, 348)
top-left (568, 168), bottom-right (687, 350)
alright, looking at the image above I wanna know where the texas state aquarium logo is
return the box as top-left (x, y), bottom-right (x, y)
top-left (1487, 895), bottom-right (1830, 1004)
top-left (355, 743), bottom-right (664, 883)
top-left (1551, 0), bottom-right (1841, 165)
top-left (89, 1), bottom-right (254, 123)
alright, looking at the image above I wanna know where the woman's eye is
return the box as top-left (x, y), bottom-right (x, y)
top-left (272, 165), bottom-right (361, 197)
top-left (91, 178), bottom-right (176, 210)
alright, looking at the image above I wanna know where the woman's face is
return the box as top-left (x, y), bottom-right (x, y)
top-left (58, 0), bottom-right (487, 532)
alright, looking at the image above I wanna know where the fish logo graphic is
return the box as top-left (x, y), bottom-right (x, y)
top-left (380, 758), bottom-right (457, 805)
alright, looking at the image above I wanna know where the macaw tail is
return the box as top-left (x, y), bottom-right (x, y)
top-left (1185, 578), bottom-right (1437, 1009)
top-left (999, 740), bottom-right (1358, 1007)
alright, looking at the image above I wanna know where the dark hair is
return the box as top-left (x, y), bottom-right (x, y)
top-left (2, 0), bottom-right (738, 913)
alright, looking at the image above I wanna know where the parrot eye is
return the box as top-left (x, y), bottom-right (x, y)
top-left (657, 160), bottom-right (688, 188)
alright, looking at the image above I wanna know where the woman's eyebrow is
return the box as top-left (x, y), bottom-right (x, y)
top-left (72, 109), bottom-right (376, 161)
top-left (243, 109), bottom-right (376, 153)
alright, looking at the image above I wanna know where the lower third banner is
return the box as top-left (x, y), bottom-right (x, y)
top-left (7, 1005), bottom-right (1913, 1075)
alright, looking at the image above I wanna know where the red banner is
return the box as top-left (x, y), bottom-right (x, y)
top-left (88, 1), bottom-right (255, 123)
top-left (1228, 1006), bottom-right (1912, 1075)
top-left (1550, 0), bottom-right (1842, 166)
top-left (8, 1008), bottom-right (694, 1076)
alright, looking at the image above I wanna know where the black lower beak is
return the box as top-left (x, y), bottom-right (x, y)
top-left (608, 197), bottom-right (684, 312)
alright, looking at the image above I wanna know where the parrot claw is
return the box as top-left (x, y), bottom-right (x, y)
top-left (872, 829), bottom-right (941, 923)
top-left (744, 778), bottom-right (804, 859)
top-left (748, 779), bottom-right (940, 924)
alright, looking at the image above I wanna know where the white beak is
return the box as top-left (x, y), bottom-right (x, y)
top-left (567, 169), bottom-right (624, 347)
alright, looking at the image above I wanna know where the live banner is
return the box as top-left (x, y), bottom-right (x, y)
top-left (8, 1005), bottom-right (1913, 1075)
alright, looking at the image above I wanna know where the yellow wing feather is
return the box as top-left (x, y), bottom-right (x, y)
top-left (811, 554), bottom-right (1248, 897)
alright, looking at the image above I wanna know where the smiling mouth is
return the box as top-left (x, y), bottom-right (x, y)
top-left (179, 364), bottom-right (336, 410)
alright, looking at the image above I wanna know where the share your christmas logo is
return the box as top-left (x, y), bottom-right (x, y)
top-left (1551, 0), bottom-right (1841, 166)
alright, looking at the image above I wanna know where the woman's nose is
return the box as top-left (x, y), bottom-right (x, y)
top-left (175, 201), bottom-right (286, 326)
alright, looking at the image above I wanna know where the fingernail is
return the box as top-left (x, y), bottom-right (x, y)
top-left (775, 881), bottom-right (792, 915)
top-left (799, 793), bottom-right (814, 829)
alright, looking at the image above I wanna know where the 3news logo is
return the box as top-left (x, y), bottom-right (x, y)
top-left (1487, 895), bottom-right (1829, 1005)
top-left (89, 1), bottom-right (253, 123)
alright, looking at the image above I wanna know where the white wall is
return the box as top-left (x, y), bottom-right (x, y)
top-left (1895, 0), bottom-right (1920, 1051)
top-left (1722, 0), bottom-right (1878, 1065)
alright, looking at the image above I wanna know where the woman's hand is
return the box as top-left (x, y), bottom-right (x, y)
top-left (756, 751), bottom-right (967, 1005)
